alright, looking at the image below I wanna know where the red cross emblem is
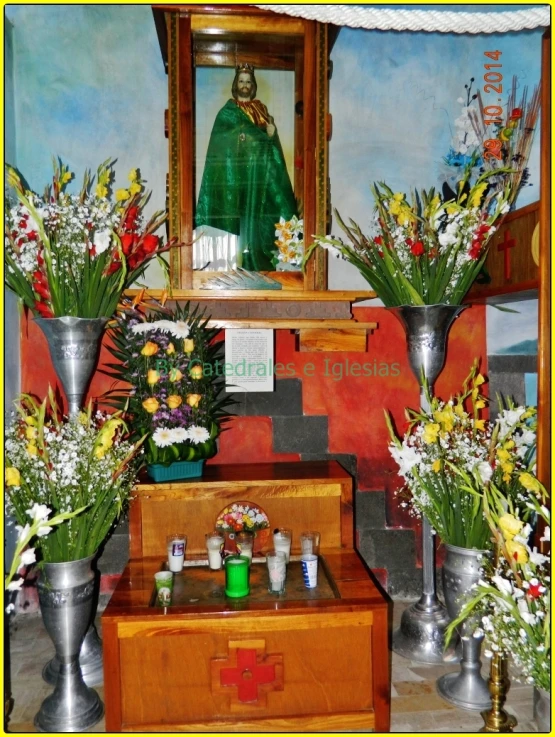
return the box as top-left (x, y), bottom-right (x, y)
top-left (212, 645), bottom-right (284, 705)
top-left (497, 229), bottom-right (517, 281)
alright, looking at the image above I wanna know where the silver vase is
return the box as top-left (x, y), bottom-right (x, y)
top-left (437, 543), bottom-right (491, 710)
top-left (34, 316), bottom-right (108, 418)
top-left (35, 315), bottom-right (107, 682)
top-left (35, 556), bottom-right (104, 732)
top-left (533, 686), bottom-right (551, 732)
top-left (389, 304), bottom-right (466, 664)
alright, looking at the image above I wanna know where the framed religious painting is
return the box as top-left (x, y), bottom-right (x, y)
top-left (153, 4), bottom-right (331, 291)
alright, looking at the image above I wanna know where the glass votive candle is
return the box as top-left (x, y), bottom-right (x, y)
top-left (300, 530), bottom-right (320, 556)
top-left (166, 533), bottom-right (186, 572)
top-left (224, 555), bottom-right (250, 598)
top-left (235, 532), bottom-right (254, 562)
top-left (273, 528), bottom-right (292, 563)
top-left (205, 531), bottom-right (224, 570)
top-left (266, 550), bottom-right (287, 594)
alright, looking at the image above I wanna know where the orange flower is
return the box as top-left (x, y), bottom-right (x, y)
top-left (141, 341), bottom-right (159, 357)
top-left (186, 394), bottom-right (202, 408)
top-left (142, 397), bottom-right (160, 413)
top-left (167, 395), bottom-right (182, 409)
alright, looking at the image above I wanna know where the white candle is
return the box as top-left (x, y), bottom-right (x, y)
top-left (273, 532), bottom-right (291, 563)
top-left (206, 533), bottom-right (224, 570)
top-left (167, 537), bottom-right (186, 572)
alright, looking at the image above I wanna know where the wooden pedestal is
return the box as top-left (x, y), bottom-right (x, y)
top-left (102, 461), bottom-right (390, 732)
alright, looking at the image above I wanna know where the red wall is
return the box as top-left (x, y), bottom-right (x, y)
top-left (20, 304), bottom-right (487, 562)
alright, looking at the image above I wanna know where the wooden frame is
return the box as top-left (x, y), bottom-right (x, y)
top-left (159, 5), bottom-right (329, 291)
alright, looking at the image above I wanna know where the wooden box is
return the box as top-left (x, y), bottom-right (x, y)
top-left (102, 461), bottom-right (390, 732)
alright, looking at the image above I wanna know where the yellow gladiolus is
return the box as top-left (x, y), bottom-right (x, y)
top-left (499, 513), bottom-right (523, 540)
top-left (26, 443), bottom-right (38, 456)
top-left (432, 459), bottom-right (441, 473)
top-left (189, 364), bottom-right (204, 380)
top-left (61, 171), bottom-right (73, 184)
top-left (501, 461), bottom-right (514, 476)
top-left (116, 188), bottom-right (130, 202)
top-left (128, 168), bottom-right (138, 182)
top-left (433, 408), bottom-right (454, 433)
top-left (474, 419), bottom-right (486, 432)
top-left (166, 343), bottom-right (175, 355)
top-left (469, 184), bottom-right (487, 208)
top-left (496, 448), bottom-right (511, 463)
top-left (473, 373), bottom-right (485, 387)
top-left (24, 416), bottom-right (37, 426)
top-left (475, 399), bottom-right (486, 409)
top-left (186, 394), bottom-right (202, 408)
top-left (423, 423), bottom-right (440, 444)
top-left (25, 426), bottom-right (37, 440)
top-left (454, 403), bottom-right (466, 418)
top-left (142, 397), bottom-right (160, 414)
top-left (167, 395), bottom-right (183, 409)
top-left (519, 472), bottom-right (542, 493)
top-left (505, 539), bottom-right (528, 564)
top-left (183, 339), bottom-right (195, 354)
top-left (504, 440), bottom-right (515, 449)
top-left (169, 368), bottom-right (183, 382)
top-left (129, 181), bottom-right (142, 195)
top-left (5, 467), bottom-right (21, 486)
top-left (147, 370), bottom-right (161, 385)
top-left (141, 341), bottom-right (159, 357)
top-left (96, 183), bottom-right (108, 199)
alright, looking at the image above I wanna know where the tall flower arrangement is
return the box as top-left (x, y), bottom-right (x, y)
top-left (307, 160), bottom-right (511, 306)
top-left (447, 476), bottom-right (550, 691)
top-left (104, 303), bottom-right (233, 465)
top-left (5, 158), bottom-right (174, 318)
top-left (386, 361), bottom-right (537, 550)
top-left (4, 390), bottom-right (143, 562)
top-left (274, 216), bottom-right (304, 268)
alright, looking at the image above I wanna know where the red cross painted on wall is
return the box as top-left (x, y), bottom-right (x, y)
top-left (219, 648), bottom-right (277, 703)
top-left (497, 229), bottom-right (517, 281)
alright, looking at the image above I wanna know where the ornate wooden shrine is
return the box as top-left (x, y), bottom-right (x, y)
top-left (102, 461), bottom-right (391, 732)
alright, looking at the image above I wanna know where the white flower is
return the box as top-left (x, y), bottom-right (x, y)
top-left (26, 503), bottom-right (51, 523)
top-left (93, 229), bottom-right (112, 255)
top-left (152, 427), bottom-right (175, 448)
top-left (187, 425), bottom-right (210, 444)
top-left (540, 526), bottom-right (550, 543)
top-left (171, 428), bottom-right (189, 443)
top-left (475, 461), bottom-right (493, 484)
top-left (168, 320), bottom-right (190, 339)
top-left (517, 597), bottom-right (537, 625)
top-left (36, 525), bottom-right (53, 537)
top-left (20, 548), bottom-right (36, 566)
top-left (5, 603), bottom-right (15, 614)
top-left (15, 524), bottom-right (31, 543)
top-left (529, 548), bottom-right (549, 567)
top-left (7, 578), bottom-right (24, 592)
top-left (130, 322), bottom-right (155, 335)
top-left (492, 575), bottom-right (513, 596)
top-left (389, 443), bottom-right (420, 479)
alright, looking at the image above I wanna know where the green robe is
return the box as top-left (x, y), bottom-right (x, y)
top-left (195, 99), bottom-right (297, 271)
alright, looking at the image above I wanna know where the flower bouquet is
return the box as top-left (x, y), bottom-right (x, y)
top-left (307, 158), bottom-right (512, 306)
top-left (446, 475), bottom-right (550, 692)
top-left (215, 501), bottom-right (271, 554)
top-left (275, 216), bottom-right (304, 269)
top-left (103, 302), bottom-right (233, 474)
top-left (385, 360), bottom-right (537, 550)
top-left (5, 158), bottom-right (174, 318)
top-left (4, 390), bottom-right (143, 562)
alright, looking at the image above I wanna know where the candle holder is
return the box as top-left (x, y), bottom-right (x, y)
top-left (480, 653), bottom-right (517, 732)
top-left (224, 555), bottom-right (250, 598)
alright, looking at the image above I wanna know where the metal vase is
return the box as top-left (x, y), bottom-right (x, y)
top-left (35, 556), bottom-right (104, 732)
top-left (533, 687), bottom-right (551, 732)
top-left (42, 623), bottom-right (104, 688)
top-left (389, 304), bottom-right (466, 664)
top-left (437, 543), bottom-right (491, 710)
top-left (34, 316), bottom-right (108, 418)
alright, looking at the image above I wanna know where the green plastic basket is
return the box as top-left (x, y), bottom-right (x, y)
top-left (146, 460), bottom-right (205, 482)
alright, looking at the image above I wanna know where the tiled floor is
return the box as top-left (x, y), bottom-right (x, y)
top-left (5, 602), bottom-right (538, 733)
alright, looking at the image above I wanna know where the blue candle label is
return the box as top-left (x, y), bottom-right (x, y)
top-left (172, 542), bottom-right (184, 556)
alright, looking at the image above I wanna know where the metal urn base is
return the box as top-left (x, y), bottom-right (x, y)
top-left (393, 594), bottom-right (458, 665)
top-left (35, 556), bottom-right (104, 732)
top-left (533, 686), bottom-right (550, 732)
top-left (43, 626), bottom-right (104, 687)
top-left (34, 661), bottom-right (103, 733)
top-left (437, 543), bottom-right (491, 710)
top-left (437, 635), bottom-right (491, 710)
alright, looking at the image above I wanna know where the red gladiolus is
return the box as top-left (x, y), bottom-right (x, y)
top-left (121, 233), bottom-right (136, 256)
top-left (510, 108), bottom-right (523, 120)
top-left (373, 236), bottom-right (383, 246)
top-left (106, 261), bottom-right (122, 275)
top-left (26, 230), bottom-right (38, 241)
top-left (34, 301), bottom-right (54, 318)
top-left (34, 283), bottom-right (50, 300)
top-left (124, 206), bottom-right (139, 231)
top-left (18, 219), bottom-right (27, 228)
top-left (410, 240), bottom-right (425, 257)
top-left (142, 234), bottom-right (158, 254)
top-left (469, 244), bottom-right (482, 260)
top-left (37, 251), bottom-right (44, 266)
top-left (378, 250), bottom-right (384, 259)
